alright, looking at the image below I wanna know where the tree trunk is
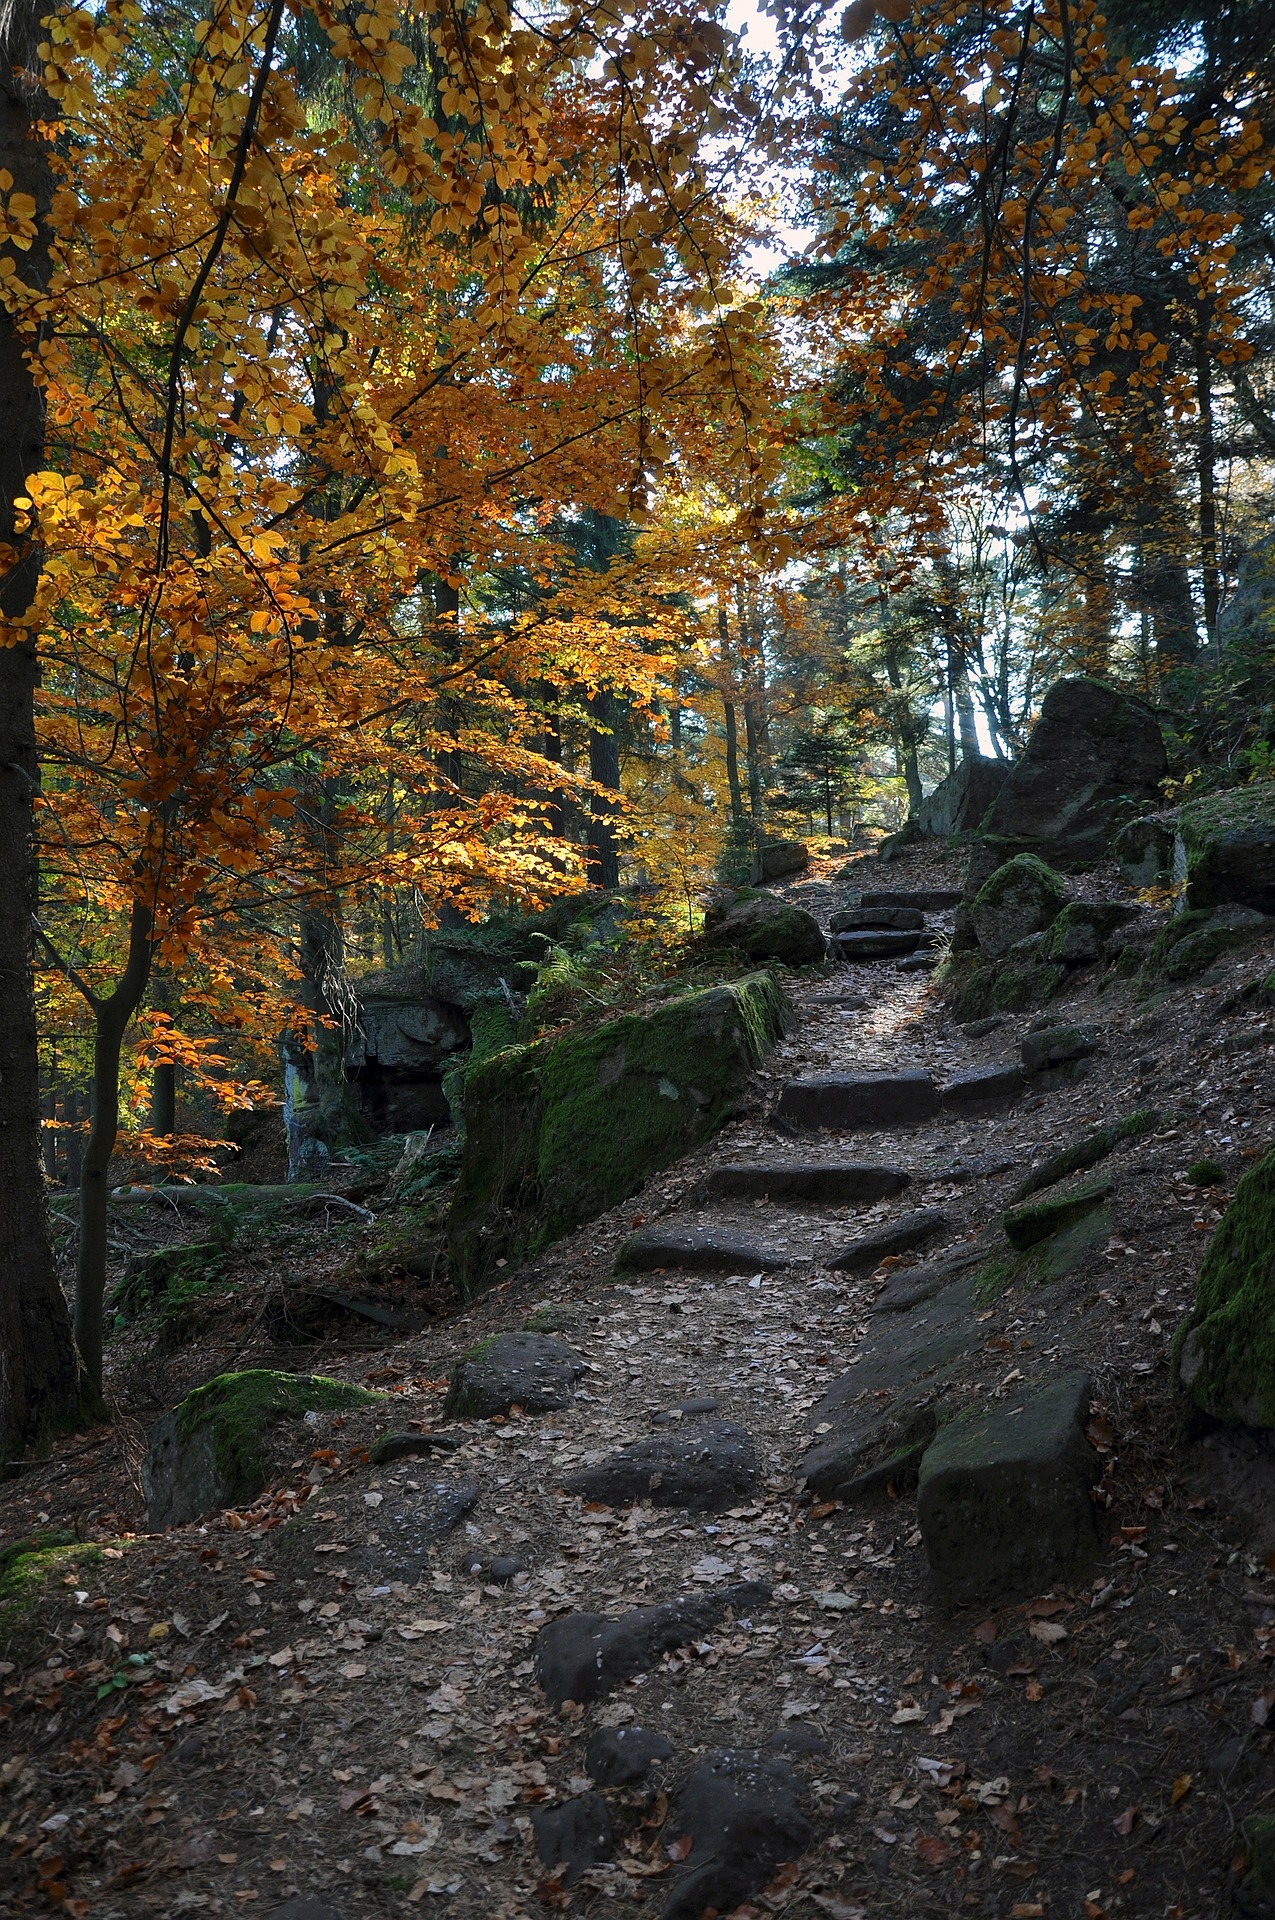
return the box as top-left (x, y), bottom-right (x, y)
top-left (64, 1088), bottom-right (83, 1188)
top-left (586, 690), bottom-right (621, 890)
top-left (0, 1), bottom-right (84, 1455)
top-left (149, 973), bottom-right (175, 1134)
top-left (75, 898), bottom-right (153, 1403)
top-left (883, 644), bottom-right (924, 815)
top-left (722, 698), bottom-right (744, 820)
top-left (1196, 338), bottom-right (1220, 644)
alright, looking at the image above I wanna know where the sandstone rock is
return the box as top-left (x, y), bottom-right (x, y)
top-left (533, 1584), bottom-right (770, 1709)
top-left (1176, 1144), bottom-right (1275, 1429)
top-left (914, 755), bottom-right (1009, 837)
top-left (1176, 786), bottom-right (1275, 914)
top-left (917, 1371), bottom-right (1100, 1604)
top-left (531, 1794), bottom-right (614, 1886)
top-left (660, 1751), bottom-right (812, 1920)
top-left (978, 676), bottom-right (1167, 869)
top-left (776, 1071), bottom-right (940, 1130)
top-left (700, 1162), bottom-right (911, 1206)
top-left (832, 928), bottom-right (921, 960)
top-left (615, 1223), bottom-right (786, 1273)
top-left (1114, 816), bottom-right (1175, 889)
top-left (757, 837), bottom-right (810, 880)
top-left (442, 1332), bottom-right (586, 1419)
top-left (702, 890), bottom-right (826, 966)
top-left (830, 1208), bottom-right (948, 1273)
top-left (447, 971), bottom-right (787, 1293)
top-left (585, 1726), bottom-right (674, 1787)
top-left (1039, 900), bottom-right (1141, 964)
top-left (563, 1421), bottom-right (757, 1510)
top-left (1020, 1023), bottom-right (1100, 1074)
top-left (143, 1372), bottom-right (383, 1529)
top-left (830, 905), bottom-right (925, 932)
top-left (1002, 1178), bottom-right (1113, 1251)
top-left (940, 1062), bottom-right (1025, 1108)
top-left (969, 854), bottom-right (1068, 958)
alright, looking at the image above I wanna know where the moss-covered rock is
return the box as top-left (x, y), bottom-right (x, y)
top-left (1176, 784), bottom-right (1275, 915)
top-left (447, 972), bottom-right (787, 1294)
top-left (937, 946), bottom-right (1065, 1021)
top-left (969, 854), bottom-right (1068, 959)
top-left (1038, 899), bottom-right (1140, 964)
top-left (1176, 1146), bottom-right (1275, 1429)
top-left (1113, 814), bottom-right (1176, 888)
top-left (1012, 1110), bottom-right (1158, 1202)
top-left (1, 1537), bottom-right (103, 1652)
top-left (701, 890), bottom-right (825, 967)
top-left (1003, 1178), bottom-right (1113, 1251)
top-left (1140, 904), bottom-right (1268, 984)
top-left (143, 1370), bottom-right (384, 1528)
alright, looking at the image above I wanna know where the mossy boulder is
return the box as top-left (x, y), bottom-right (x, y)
top-left (1113, 815), bottom-right (1175, 889)
top-left (937, 947), bottom-right (1065, 1021)
top-left (0, 1536), bottom-right (103, 1652)
top-left (447, 972), bottom-right (787, 1294)
top-left (1142, 905), bottom-right (1268, 984)
top-left (1003, 1178), bottom-right (1114, 1251)
top-left (1176, 785), bottom-right (1275, 915)
top-left (1039, 900), bottom-right (1140, 965)
top-left (701, 890), bottom-right (825, 967)
top-left (978, 676), bottom-right (1167, 870)
top-left (969, 854), bottom-right (1068, 959)
top-left (1176, 1146), bottom-right (1275, 1429)
top-left (143, 1370), bottom-right (384, 1528)
top-left (757, 837), bottom-right (810, 881)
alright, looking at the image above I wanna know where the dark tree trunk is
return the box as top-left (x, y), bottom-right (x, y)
top-left (586, 691), bottom-right (621, 890)
top-left (0, 1), bottom-right (84, 1454)
top-left (722, 699), bottom-right (744, 820)
top-left (64, 1089), bottom-right (83, 1188)
top-left (76, 899), bottom-right (153, 1403)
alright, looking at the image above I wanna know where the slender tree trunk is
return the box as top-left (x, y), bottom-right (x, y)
top-left (0, 0), bottom-right (84, 1454)
top-left (64, 1088), bottom-right (83, 1188)
top-left (1196, 338), bottom-right (1220, 644)
top-left (954, 670), bottom-right (980, 761)
top-left (41, 1088), bottom-right (57, 1180)
top-left (883, 645), bottom-right (924, 815)
top-left (722, 699), bottom-right (744, 820)
top-left (75, 898), bottom-right (153, 1403)
top-left (586, 690), bottom-right (621, 890)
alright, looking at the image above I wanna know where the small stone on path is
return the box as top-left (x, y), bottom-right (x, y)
top-left (442, 1332), bottom-right (586, 1419)
top-left (896, 952), bottom-right (939, 972)
top-left (531, 1793), bottom-right (614, 1886)
top-left (533, 1584), bottom-right (770, 1709)
top-left (660, 1750), bottom-right (813, 1920)
top-left (585, 1726), bottom-right (675, 1787)
top-left (1021, 1023), bottom-right (1101, 1074)
top-left (563, 1420), bottom-right (757, 1510)
top-left (776, 1071), bottom-right (940, 1130)
top-left (830, 1208), bottom-right (948, 1272)
top-left (370, 1430), bottom-right (464, 1466)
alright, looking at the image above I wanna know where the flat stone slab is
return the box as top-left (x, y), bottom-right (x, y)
top-left (333, 1478), bottom-right (478, 1582)
top-left (700, 1162), bottom-right (911, 1206)
top-left (661, 1750), bottom-right (813, 1920)
top-left (832, 929), bottom-right (921, 960)
top-left (1003, 1177), bottom-right (1113, 1251)
top-left (830, 1207), bottom-right (948, 1273)
top-left (776, 1071), bottom-right (940, 1131)
top-left (941, 1062), bottom-right (1025, 1109)
top-left (871, 1245), bottom-right (988, 1313)
top-left (858, 888), bottom-right (963, 911)
top-left (616, 1223), bottom-right (786, 1273)
top-left (830, 905), bottom-right (925, 932)
top-left (897, 953), bottom-right (939, 973)
top-left (534, 1583), bottom-right (770, 1709)
top-left (442, 1333), bottom-right (585, 1419)
top-left (563, 1420), bottom-right (757, 1510)
top-left (917, 1370), bottom-right (1101, 1605)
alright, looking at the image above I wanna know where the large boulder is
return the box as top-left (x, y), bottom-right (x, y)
top-left (143, 1371), bottom-right (383, 1528)
top-left (1113, 815), bottom-right (1176, 890)
top-left (915, 755), bottom-right (1009, 837)
top-left (1176, 1146), bottom-right (1275, 1429)
top-left (447, 973), bottom-right (787, 1293)
top-left (701, 889), bottom-right (825, 966)
top-left (1174, 785), bottom-right (1275, 915)
top-left (979, 676), bottom-right (1167, 869)
top-left (968, 853), bottom-right (1068, 957)
top-left (347, 972), bottom-right (470, 1131)
top-left (757, 837), bottom-right (810, 880)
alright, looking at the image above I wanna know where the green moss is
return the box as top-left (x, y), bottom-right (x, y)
top-left (974, 1203), bottom-right (1113, 1302)
top-left (1039, 900), bottom-right (1139, 964)
top-left (1176, 1146), bottom-right (1275, 1428)
top-left (1003, 1178), bottom-right (1113, 1251)
top-left (447, 971), bottom-right (787, 1294)
top-left (1013, 1111), bottom-right (1158, 1202)
top-left (0, 1539), bottom-right (104, 1650)
top-left (523, 1302), bottom-right (584, 1332)
top-left (937, 948), bottom-right (1065, 1020)
top-left (1185, 1156), bottom-right (1227, 1187)
top-left (702, 892), bottom-right (825, 967)
top-left (174, 1371), bottom-right (383, 1505)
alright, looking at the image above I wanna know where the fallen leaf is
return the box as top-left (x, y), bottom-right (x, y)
top-left (973, 1619), bottom-right (997, 1644)
top-left (665, 1834), bottom-right (693, 1862)
top-left (1171, 1773), bottom-right (1192, 1805)
top-left (1112, 1806), bottom-right (1138, 1836)
top-left (1086, 1414), bottom-right (1115, 1451)
top-left (915, 1834), bottom-right (950, 1867)
top-left (1028, 1620), bottom-right (1067, 1645)
top-left (340, 1662), bottom-right (367, 1679)
top-left (1024, 1679), bottom-right (1044, 1702)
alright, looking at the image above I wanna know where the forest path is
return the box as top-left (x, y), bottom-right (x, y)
top-left (7, 856), bottom-right (1274, 1920)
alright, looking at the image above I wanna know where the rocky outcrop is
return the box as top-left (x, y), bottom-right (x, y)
top-left (701, 889), bottom-right (825, 966)
top-left (1176, 1145), bottom-right (1275, 1429)
top-left (915, 754), bottom-right (1009, 837)
top-left (447, 972), bottom-right (788, 1293)
top-left (979, 676), bottom-right (1167, 869)
top-left (1175, 785), bottom-right (1275, 915)
top-left (1113, 815), bottom-right (1175, 889)
top-left (968, 853), bottom-right (1068, 957)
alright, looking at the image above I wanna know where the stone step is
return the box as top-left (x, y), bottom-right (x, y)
top-left (917, 1369), bottom-right (1100, 1604)
top-left (615, 1222), bottom-right (787, 1273)
top-left (829, 1207), bottom-right (948, 1272)
top-left (830, 905), bottom-right (925, 933)
top-left (701, 1162), bottom-right (911, 1206)
top-left (832, 928), bottom-right (920, 960)
top-left (858, 888), bottom-right (963, 912)
top-left (776, 1071), bottom-right (940, 1130)
top-left (562, 1420), bottom-right (757, 1510)
top-left (940, 1061), bottom-right (1025, 1109)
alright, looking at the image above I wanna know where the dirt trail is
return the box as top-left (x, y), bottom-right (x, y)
top-left (4, 849), bottom-right (1275, 1920)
